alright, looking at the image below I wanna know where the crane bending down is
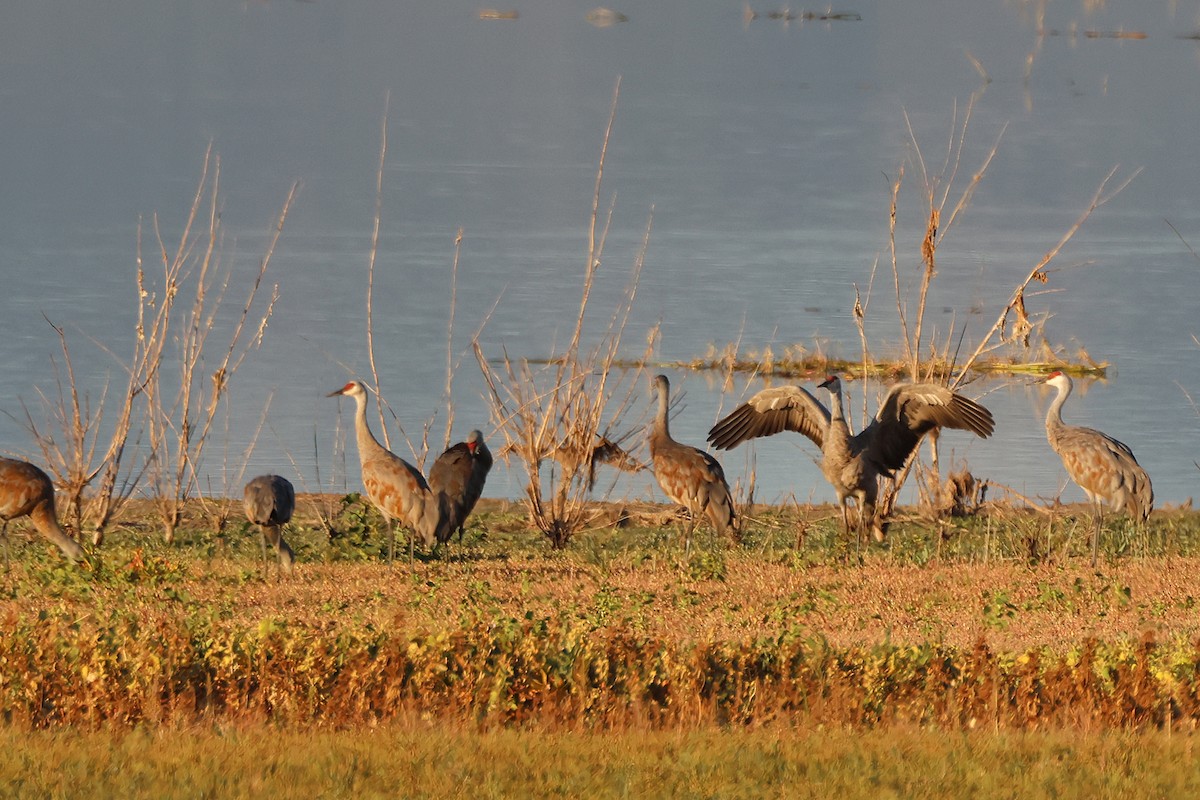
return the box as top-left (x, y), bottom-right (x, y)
top-left (243, 474), bottom-right (296, 575)
top-left (329, 380), bottom-right (451, 560)
top-left (1039, 370), bottom-right (1152, 566)
top-left (428, 429), bottom-right (493, 543)
top-left (0, 457), bottom-right (85, 566)
top-left (707, 375), bottom-right (994, 543)
top-left (649, 374), bottom-right (738, 547)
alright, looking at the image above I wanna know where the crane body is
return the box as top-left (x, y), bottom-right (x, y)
top-left (244, 474), bottom-right (296, 575)
top-left (649, 375), bottom-right (738, 547)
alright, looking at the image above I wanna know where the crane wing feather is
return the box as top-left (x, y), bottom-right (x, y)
top-left (706, 385), bottom-right (829, 451)
top-left (862, 383), bottom-right (995, 474)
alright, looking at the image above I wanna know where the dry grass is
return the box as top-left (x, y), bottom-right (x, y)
top-left (5, 726), bottom-right (1200, 799)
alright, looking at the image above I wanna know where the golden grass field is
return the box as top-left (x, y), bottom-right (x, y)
top-left (4, 495), bottom-right (1200, 797)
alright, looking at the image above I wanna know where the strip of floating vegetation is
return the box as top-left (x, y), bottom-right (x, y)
top-left (0, 608), bottom-right (1193, 731)
top-left (1039, 27), bottom-right (1149, 40)
top-left (602, 342), bottom-right (1108, 380)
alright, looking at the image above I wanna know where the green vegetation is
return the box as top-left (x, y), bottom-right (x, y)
top-left (4, 499), bottom-right (1200, 738)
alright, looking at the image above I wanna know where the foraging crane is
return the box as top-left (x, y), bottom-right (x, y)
top-left (428, 429), bottom-right (493, 543)
top-left (707, 375), bottom-right (994, 543)
top-left (243, 474), bottom-right (296, 575)
top-left (1038, 370), bottom-right (1153, 565)
top-left (649, 374), bottom-right (738, 547)
top-left (329, 380), bottom-right (451, 560)
top-left (0, 457), bottom-right (85, 565)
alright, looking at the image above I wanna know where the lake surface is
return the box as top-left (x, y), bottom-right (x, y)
top-left (2, 0), bottom-right (1199, 513)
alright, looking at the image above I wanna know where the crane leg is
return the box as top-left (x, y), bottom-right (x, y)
top-left (2, 521), bottom-right (9, 576)
top-left (277, 539), bottom-right (295, 576)
top-left (259, 529), bottom-right (269, 581)
top-left (1090, 502), bottom-right (1103, 568)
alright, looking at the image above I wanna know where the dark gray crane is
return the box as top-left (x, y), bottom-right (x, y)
top-left (428, 429), bottom-right (493, 543)
top-left (243, 474), bottom-right (296, 575)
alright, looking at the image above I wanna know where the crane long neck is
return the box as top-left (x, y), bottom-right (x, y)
top-left (353, 391), bottom-right (388, 460)
top-left (654, 383), bottom-right (671, 440)
top-left (827, 383), bottom-right (845, 423)
top-left (1045, 380), bottom-right (1070, 435)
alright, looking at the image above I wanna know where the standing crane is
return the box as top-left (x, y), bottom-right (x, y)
top-left (649, 374), bottom-right (738, 549)
top-left (329, 380), bottom-right (451, 561)
top-left (0, 457), bottom-right (85, 567)
top-left (1038, 370), bottom-right (1153, 566)
top-left (707, 375), bottom-right (994, 544)
top-left (243, 474), bottom-right (296, 576)
top-left (428, 429), bottom-right (493, 544)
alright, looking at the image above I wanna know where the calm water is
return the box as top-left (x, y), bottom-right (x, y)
top-left (2, 1), bottom-right (1199, 511)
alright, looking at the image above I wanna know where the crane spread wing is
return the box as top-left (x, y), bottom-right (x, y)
top-left (862, 383), bottom-right (995, 474)
top-left (706, 385), bottom-right (830, 451)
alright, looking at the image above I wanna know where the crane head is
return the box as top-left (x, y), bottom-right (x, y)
top-left (1038, 370), bottom-right (1071, 391)
top-left (817, 374), bottom-right (841, 391)
top-left (327, 380), bottom-right (366, 398)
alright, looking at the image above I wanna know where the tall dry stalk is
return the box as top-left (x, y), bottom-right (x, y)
top-left (858, 80), bottom-right (1137, 524)
top-left (16, 307), bottom-right (152, 545)
top-left (141, 149), bottom-right (294, 543)
top-left (863, 89), bottom-right (1003, 521)
top-left (474, 78), bottom-right (651, 548)
top-left (950, 165), bottom-right (1139, 385)
top-left (195, 392), bottom-right (274, 536)
top-left (352, 97), bottom-right (478, 478)
top-left (365, 92), bottom-right (392, 450)
top-left (13, 318), bottom-right (106, 536)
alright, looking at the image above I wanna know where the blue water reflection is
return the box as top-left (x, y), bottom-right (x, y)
top-left (1, 1), bottom-right (1197, 509)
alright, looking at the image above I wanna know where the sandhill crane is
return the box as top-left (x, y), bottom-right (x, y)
top-left (0, 457), bottom-right (85, 566)
top-left (707, 375), bottom-right (994, 544)
top-left (243, 474), bottom-right (296, 575)
top-left (428, 429), bottom-right (493, 543)
top-left (329, 380), bottom-right (451, 561)
top-left (1038, 370), bottom-right (1153, 566)
top-left (649, 374), bottom-right (738, 549)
